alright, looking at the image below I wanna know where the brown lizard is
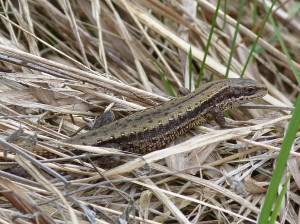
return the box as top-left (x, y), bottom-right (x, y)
top-left (65, 78), bottom-right (267, 154)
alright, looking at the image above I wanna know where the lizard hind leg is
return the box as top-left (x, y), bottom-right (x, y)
top-left (177, 87), bottom-right (191, 97)
top-left (93, 109), bottom-right (115, 129)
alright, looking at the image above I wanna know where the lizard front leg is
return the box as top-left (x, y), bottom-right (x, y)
top-left (205, 107), bottom-right (236, 128)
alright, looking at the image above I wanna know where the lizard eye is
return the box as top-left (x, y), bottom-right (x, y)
top-left (246, 87), bottom-right (256, 95)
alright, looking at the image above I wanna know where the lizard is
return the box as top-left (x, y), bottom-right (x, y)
top-left (65, 78), bottom-right (267, 154)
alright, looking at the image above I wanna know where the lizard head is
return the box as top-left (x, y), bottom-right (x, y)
top-left (227, 78), bottom-right (268, 107)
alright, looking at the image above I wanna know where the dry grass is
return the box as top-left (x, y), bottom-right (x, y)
top-left (0, 1), bottom-right (299, 223)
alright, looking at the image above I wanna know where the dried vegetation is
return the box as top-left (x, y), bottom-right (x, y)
top-left (0, 0), bottom-right (299, 223)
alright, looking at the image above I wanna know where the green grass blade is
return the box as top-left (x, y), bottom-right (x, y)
top-left (268, 174), bottom-right (291, 224)
top-left (261, 0), bottom-right (300, 84)
top-left (240, 0), bottom-right (277, 78)
top-left (220, 0), bottom-right (227, 31)
top-left (0, 12), bottom-right (15, 14)
top-left (224, 0), bottom-right (246, 79)
top-left (151, 61), bottom-right (176, 97)
top-left (253, 0), bottom-right (258, 26)
top-left (196, 0), bottom-right (221, 88)
top-left (258, 94), bottom-right (300, 223)
top-left (188, 46), bottom-right (193, 91)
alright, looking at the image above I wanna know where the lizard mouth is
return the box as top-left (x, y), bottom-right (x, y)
top-left (240, 86), bottom-right (268, 104)
top-left (256, 86), bottom-right (268, 98)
